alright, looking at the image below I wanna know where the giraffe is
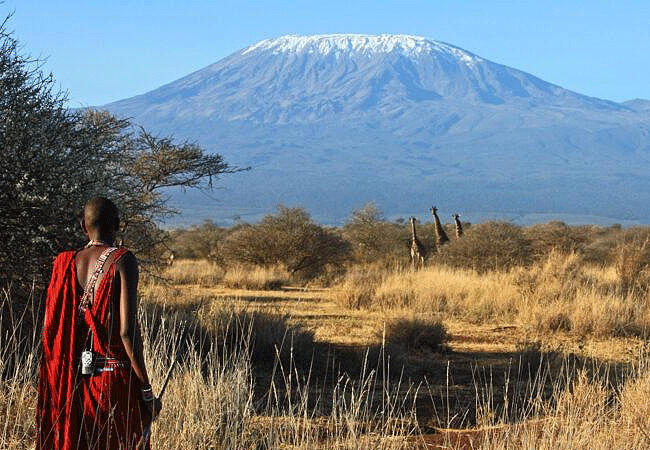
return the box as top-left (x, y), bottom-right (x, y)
top-left (452, 213), bottom-right (463, 239)
top-left (430, 206), bottom-right (450, 247)
top-left (409, 217), bottom-right (426, 269)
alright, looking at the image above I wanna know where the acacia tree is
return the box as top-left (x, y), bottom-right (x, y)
top-left (0, 19), bottom-right (242, 288)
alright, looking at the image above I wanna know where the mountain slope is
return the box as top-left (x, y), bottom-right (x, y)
top-left (104, 34), bottom-right (650, 225)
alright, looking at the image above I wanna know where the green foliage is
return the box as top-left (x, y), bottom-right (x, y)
top-left (524, 221), bottom-right (587, 259)
top-left (220, 206), bottom-right (351, 280)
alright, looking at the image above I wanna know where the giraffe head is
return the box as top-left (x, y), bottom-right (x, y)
top-left (409, 216), bottom-right (416, 224)
top-left (452, 213), bottom-right (460, 220)
top-left (430, 206), bottom-right (438, 215)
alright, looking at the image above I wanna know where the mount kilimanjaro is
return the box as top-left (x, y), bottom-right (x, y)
top-left (104, 34), bottom-right (650, 226)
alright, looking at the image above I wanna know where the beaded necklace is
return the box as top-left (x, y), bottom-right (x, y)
top-left (79, 246), bottom-right (118, 314)
top-left (85, 239), bottom-right (114, 248)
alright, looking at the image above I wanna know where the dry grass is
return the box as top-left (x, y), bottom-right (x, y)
top-left (333, 264), bottom-right (388, 309)
top-left (616, 237), bottom-right (650, 296)
top-left (160, 258), bottom-right (225, 286)
top-left (8, 241), bottom-right (650, 449)
top-left (0, 289), bottom-right (39, 450)
top-left (334, 251), bottom-right (650, 339)
top-left (383, 317), bottom-right (448, 353)
top-left (474, 364), bottom-right (650, 450)
top-left (221, 264), bottom-right (291, 290)
top-left (1, 286), bottom-right (419, 449)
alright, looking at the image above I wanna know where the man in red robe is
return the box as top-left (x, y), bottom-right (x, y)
top-left (37, 197), bottom-right (161, 450)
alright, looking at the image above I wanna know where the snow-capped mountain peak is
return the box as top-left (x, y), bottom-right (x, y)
top-left (104, 33), bottom-right (650, 226)
top-left (242, 33), bottom-right (482, 65)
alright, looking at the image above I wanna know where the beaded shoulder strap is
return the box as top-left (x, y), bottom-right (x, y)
top-left (79, 247), bottom-right (118, 313)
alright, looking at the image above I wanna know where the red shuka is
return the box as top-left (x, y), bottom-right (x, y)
top-left (37, 249), bottom-right (151, 450)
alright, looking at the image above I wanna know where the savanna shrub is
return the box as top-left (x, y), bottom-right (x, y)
top-left (437, 221), bottom-right (532, 272)
top-left (169, 219), bottom-right (228, 260)
top-left (220, 206), bottom-right (351, 280)
top-left (383, 317), bottom-right (448, 353)
top-left (578, 224), bottom-right (622, 265)
top-left (524, 221), bottom-right (586, 260)
top-left (342, 203), bottom-right (413, 265)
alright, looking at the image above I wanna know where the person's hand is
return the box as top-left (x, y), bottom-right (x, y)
top-left (141, 385), bottom-right (162, 420)
top-left (144, 396), bottom-right (162, 420)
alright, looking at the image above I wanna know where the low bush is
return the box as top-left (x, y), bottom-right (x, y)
top-left (219, 206), bottom-right (352, 281)
top-left (437, 221), bottom-right (533, 272)
top-left (168, 219), bottom-right (228, 260)
top-left (524, 221), bottom-right (586, 259)
top-left (342, 202), bottom-right (413, 266)
top-left (383, 317), bottom-right (448, 353)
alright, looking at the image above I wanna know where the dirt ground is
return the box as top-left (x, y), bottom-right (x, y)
top-left (173, 283), bottom-right (645, 363)
top-left (152, 282), bottom-right (646, 435)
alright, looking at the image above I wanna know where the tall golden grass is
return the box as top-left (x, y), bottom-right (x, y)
top-left (161, 258), bottom-right (225, 286)
top-left (475, 365), bottom-right (650, 449)
top-left (6, 242), bottom-right (650, 449)
top-left (221, 264), bottom-right (291, 290)
top-left (335, 251), bottom-right (650, 338)
top-left (160, 259), bottom-right (292, 291)
top-left (0, 288), bottom-right (420, 449)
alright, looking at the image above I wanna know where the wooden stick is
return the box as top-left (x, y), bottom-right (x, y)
top-left (136, 358), bottom-right (178, 449)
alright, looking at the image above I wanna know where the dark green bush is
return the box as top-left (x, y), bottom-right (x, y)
top-left (170, 219), bottom-right (228, 260)
top-left (342, 202), bottom-right (426, 267)
top-left (524, 221), bottom-right (585, 259)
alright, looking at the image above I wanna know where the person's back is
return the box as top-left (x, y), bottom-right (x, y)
top-left (37, 197), bottom-right (160, 450)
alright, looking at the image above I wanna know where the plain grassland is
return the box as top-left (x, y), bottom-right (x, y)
top-left (5, 219), bottom-right (650, 448)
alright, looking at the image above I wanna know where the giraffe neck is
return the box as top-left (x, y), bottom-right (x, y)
top-left (433, 212), bottom-right (442, 232)
top-left (432, 210), bottom-right (449, 243)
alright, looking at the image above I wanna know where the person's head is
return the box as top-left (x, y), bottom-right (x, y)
top-left (81, 197), bottom-right (120, 238)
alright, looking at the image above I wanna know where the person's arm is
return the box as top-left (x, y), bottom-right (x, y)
top-left (117, 251), bottom-right (161, 416)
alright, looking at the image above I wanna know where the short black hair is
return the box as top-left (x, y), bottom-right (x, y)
top-left (83, 197), bottom-right (120, 232)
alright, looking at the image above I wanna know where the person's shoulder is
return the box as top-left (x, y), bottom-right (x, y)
top-left (50, 250), bottom-right (76, 272)
top-left (114, 248), bottom-right (138, 270)
top-left (54, 250), bottom-right (76, 264)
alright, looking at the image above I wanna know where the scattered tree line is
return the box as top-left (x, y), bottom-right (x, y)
top-left (168, 202), bottom-right (646, 282)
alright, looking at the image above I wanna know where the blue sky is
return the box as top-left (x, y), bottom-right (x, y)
top-left (4, 0), bottom-right (650, 106)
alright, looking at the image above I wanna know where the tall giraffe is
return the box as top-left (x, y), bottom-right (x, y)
top-left (452, 213), bottom-right (463, 239)
top-left (409, 217), bottom-right (426, 269)
top-left (430, 206), bottom-right (449, 247)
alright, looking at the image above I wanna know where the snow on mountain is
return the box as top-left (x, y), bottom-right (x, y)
top-left (104, 34), bottom-right (650, 226)
top-left (242, 34), bottom-right (482, 64)
top-left (112, 33), bottom-right (619, 126)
